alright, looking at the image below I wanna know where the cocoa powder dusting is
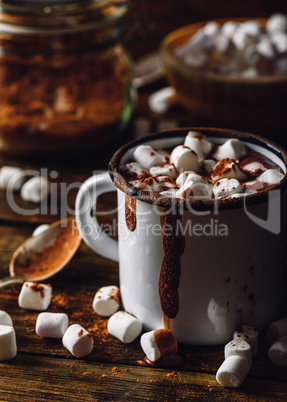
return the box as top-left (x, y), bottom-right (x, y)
top-left (154, 329), bottom-right (177, 357)
top-left (125, 194), bottom-right (137, 232)
top-left (159, 209), bottom-right (185, 320)
top-left (20, 219), bottom-right (80, 279)
top-left (30, 283), bottom-right (46, 298)
top-left (78, 329), bottom-right (84, 337)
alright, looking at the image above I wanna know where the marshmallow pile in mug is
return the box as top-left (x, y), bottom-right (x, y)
top-left (176, 14), bottom-right (287, 76)
top-left (123, 131), bottom-right (284, 200)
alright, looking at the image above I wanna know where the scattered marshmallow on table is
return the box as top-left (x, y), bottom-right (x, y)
top-left (107, 310), bottom-right (142, 344)
top-left (62, 324), bottom-right (93, 358)
top-left (224, 338), bottom-right (253, 368)
top-left (268, 336), bottom-right (287, 366)
top-left (0, 310), bottom-right (13, 326)
top-left (140, 329), bottom-right (177, 363)
top-left (20, 176), bottom-right (51, 203)
top-left (213, 139), bottom-right (247, 161)
top-left (0, 325), bottom-right (17, 361)
top-left (36, 312), bottom-right (69, 338)
top-left (0, 166), bottom-right (25, 191)
top-left (183, 131), bottom-right (212, 161)
top-left (170, 145), bottom-right (199, 173)
top-left (213, 178), bottom-right (243, 198)
top-left (176, 181), bottom-right (213, 200)
top-left (233, 325), bottom-right (258, 356)
top-left (147, 86), bottom-right (177, 114)
top-left (256, 169), bottom-right (284, 184)
top-left (18, 282), bottom-right (52, 311)
top-left (216, 355), bottom-right (250, 388)
top-left (133, 145), bottom-right (166, 170)
top-left (32, 224), bottom-right (50, 237)
top-left (92, 285), bottom-right (120, 317)
top-left (267, 317), bottom-right (287, 343)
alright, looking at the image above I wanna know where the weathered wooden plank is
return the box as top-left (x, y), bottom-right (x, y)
top-left (0, 224), bottom-right (287, 388)
top-left (0, 354), bottom-right (286, 402)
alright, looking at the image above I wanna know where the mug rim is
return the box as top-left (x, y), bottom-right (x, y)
top-left (108, 127), bottom-right (287, 211)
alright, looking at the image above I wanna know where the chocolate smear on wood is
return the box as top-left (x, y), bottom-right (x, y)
top-left (159, 209), bottom-right (185, 320)
top-left (125, 194), bottom-right (137, 232)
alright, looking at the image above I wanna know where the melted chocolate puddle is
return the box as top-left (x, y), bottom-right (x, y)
top-left (125, 194), bottom-right (137, 232)
top-left (159, 209), bottom-right (185, 327)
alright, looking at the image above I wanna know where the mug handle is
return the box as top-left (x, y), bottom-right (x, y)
top-left (75, 172), bottom-right (119, 262)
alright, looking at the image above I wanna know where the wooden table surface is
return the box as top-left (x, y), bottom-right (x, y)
top-left (1, 3), bottom-right (287, 400)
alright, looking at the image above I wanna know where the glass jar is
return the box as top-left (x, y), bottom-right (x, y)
top-left (0, 0), bottom-right (134, 154)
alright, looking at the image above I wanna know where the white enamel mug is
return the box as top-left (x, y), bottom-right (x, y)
top-left (75, 128), bottom-right (287, 345)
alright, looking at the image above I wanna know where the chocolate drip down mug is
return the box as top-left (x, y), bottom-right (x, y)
top-left (75, 128), bottom-right (287, 344)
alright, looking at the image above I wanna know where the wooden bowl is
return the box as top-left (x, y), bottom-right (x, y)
top-left (160, 18), bottom-right (287, 141)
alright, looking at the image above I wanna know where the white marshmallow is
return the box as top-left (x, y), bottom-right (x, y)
top-left (92, 285), bottom-right (120, 317)
top-left (62, 324), bottom-right (93, 358)
top-left (212, 159), bottom-right (247, 181)
top-left (268, 336), bottom-right (287, 366)
top-left (150, 164), bottom-right (177, 179)
top-left (107, 311), bottom-right (142, 344)
top-left (203, 21), bottom-right (220, 37)
top-left (156, 176), bottom-right (177, 190)
top-left (224, 338), bottom-right (253, 368)
top-left (20, 176), bottom-right (51, 203)
top-left (0, 166), bottom-right (25, 191)
top-left (170, 145), bottom-right (199, 173)
top-left (267, 13), bottom-right (287, 34)
top-left (267, 317), bottom-right (287, 343)
top-left (36, 312), bottom-right (69, 338)
top-left (18, 282), bottom-right (52, 311)
top-left (241, 67), bottom-right (259, 78)
top-left (232, 29), bottom-right (254, 52)
top-left (213, 178), bottom-right (243, 198)
top-left (256, 37), bottom-right (276, 59)
top-left (202, 159), bottom-right (216, 174)
top-left (256, 169), bottom-right (284, 184)
top-left (213, 139), bottom-right (246, 161)
top-left (184, 51), bottom-right (208, 68)
top-left (147, 87), bottom-right (176, 114)
top-left (160, 188), bottom-right (178, 198)
top-left (233, 325), bottom-right (258, 356)
top-left (140, 329), bottom-right (177, 362)
top-left (0, 311), bottom-right (13, 326)
top-left (221, 21), bottom-right (240, 39)
top-left (0, 325), bottom-right (17, 361)
top-left (176, 181), bottom-right (213, 200)
top-left (271, 32), bottom-right (287, 54)
top-left (240, 21), bottom-right (262, 38)
top-left (130, 177), bottom-right (162, 192)
top-left (32, 224), bottom-right (50, 237)
top-left (176, 171), bottom-right (196, 187)
top-left (243, 45), bottom-right (260, 66)
top-left (133, 145), bottom-right (166, 170)
top-left (216, 34), bottom-right (236, 57)
top-left (216, 355), bottom-right (250, 388)
top-left (175, 30), bottom-right (209, 57)
top-left (184, 131), bottom-right (212, 161)
top-left (185, 173), bottom-right (210, 185)
top-left (242, 161), bottom-right (267, 175)
top-left (123, 162), bottom-right (150, 179)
